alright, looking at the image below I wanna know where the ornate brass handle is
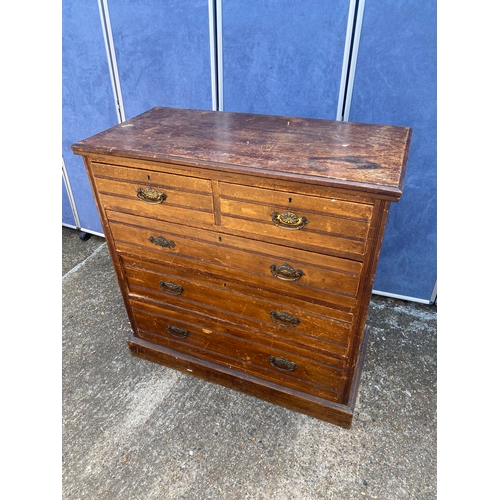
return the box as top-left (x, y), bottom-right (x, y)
top-left (269, 356), bottom-right (297, 372)
top-left (159, 280), bottom-right (184, 295)
top-left (137, 187), bottom-right (166, 204)
top-left (166, 325), bottom-right (189, 338)
top-left (270, 263), bottom-right (304, 281)
top-left (270, 211), bottom-right (308, 230)
top-left (148, 236), bottom-right (176, 248)
top-left (270, 310), bottom-right (300, 327)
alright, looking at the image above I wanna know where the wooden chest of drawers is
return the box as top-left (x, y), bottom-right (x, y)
top-left (72, 107), bottom-right (411, 428)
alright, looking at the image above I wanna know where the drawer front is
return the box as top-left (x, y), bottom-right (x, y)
top-left (107, 211), bottom-right (363, 312)
top-left (129, 299), bottom-right (347, 402)
top-left (90, 162), bottom-right (214, 226)
top-left (122, 251), bottom-right (353, 323)
top-left (219, 182), bottom-right (373, 258)
top-left (123, 259), bottom-right (353, 347)
top-left (220, 182), bottom-right (374, 219)
top-left (129, 297), bottom-right (347, 368)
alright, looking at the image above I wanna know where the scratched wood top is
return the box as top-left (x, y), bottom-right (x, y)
top-left (72, 106), bottom-right (411, 200)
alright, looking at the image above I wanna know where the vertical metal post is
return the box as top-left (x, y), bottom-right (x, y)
top-left (430, 281), bottom-right (437, 304)
top-left (208, 0), bottom-right (218, 111)
top-left (337, 0), bottom-right (357, 120)
top-left (337, 0), bottom-right (365, 121)
top-left (98, 0), bottom-right (126, 123)
top-left (216, 0), bottom-right (224, 110)
top-left (208, 0), bottom-right (223, 111)
top-left (62, 157), bottom-right (81, 229)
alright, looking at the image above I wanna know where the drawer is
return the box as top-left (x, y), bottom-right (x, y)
top-left (219, 182), bottom-right (373, 259)
top-left (107, 210), bottom-right (363, 312)
top-left (130, 299), bottom-right (347, 402)
top-left (90, 162), bottom-right (214, 226)
top-left (220, 182), bottom-right (374, 219)
top-left (121, 258), bottom-right (353, 349)
top-left (129, 297), bottom-right (347, 368)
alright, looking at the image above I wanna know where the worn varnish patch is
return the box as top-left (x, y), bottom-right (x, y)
top-left (72, 107), bottom-right (411, 199)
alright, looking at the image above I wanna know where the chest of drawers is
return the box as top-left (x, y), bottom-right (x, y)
top-left (72, 107), bottom-right (411, 428)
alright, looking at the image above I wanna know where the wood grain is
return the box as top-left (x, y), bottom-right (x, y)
top-left (131, 303), bottom-right (346, 401)
top-left (122, 261), bottom-right (354, 346)
top-left (72, 106), bottom-right (410, 427)
top-left (107, 213), bottom-right (362, 310)
top-left (72, 106), bottom-right (411, 199)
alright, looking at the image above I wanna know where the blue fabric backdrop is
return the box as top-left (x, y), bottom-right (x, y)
top-left (349, 0), bottom-right (437, 300)
top-left (107, 0), bottom-right (212, 118)
top-left (62, 0), bottom-right (117, 233)
top-left (222, 0), bottom-right (350, 119)
top-left (62, 0), bottom-right (436, 300)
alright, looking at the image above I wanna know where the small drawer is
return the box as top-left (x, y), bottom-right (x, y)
top-left (220, 182), bottom-right (374, 220)
top-left (219, 182), bottom-right (372, 259)
top-left (90, 162), bottom-right (214, 227)
top-left (130, 299), bottom-right (347, 402)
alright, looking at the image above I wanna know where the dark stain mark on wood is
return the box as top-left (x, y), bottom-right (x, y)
top-left (309, 156), bottom-right (381, 169)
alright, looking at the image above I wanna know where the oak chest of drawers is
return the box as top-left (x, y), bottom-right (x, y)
top-left (72, 106), bottom-right (411, 428)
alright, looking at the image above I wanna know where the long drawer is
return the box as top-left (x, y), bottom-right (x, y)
top-left (129, 298), bottom-right (347, 403)
top-left (219, 182), bottom-right (373, 259)
top-left (89, 162), bottom-right (214, 227)
top-left (107, 211), bottom-right (363, 312)
top-left (122, 256), bottom-right (353, 348)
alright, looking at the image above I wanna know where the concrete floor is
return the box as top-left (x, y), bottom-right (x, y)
top-left (62, 226), bottom-right (437, 499)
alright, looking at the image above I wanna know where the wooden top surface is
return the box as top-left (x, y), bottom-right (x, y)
top-left (72, 106), bottom-right (411, 200)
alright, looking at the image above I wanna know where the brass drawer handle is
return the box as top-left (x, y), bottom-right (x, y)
top-left (270, 263), bottom-right (304, 281)
top-left (270, 211), bottom-right (308, 230)
top-left (148, 236), bottom-right (176, 248)
top-left (137, 187), bottom-right (166, 204)
top-left (159, 280), bottom-right (184, 295)
top-left (166, 325), bottom-right (189, 339)
top-left (269, 356), bottom-right (297, 372)
top-left (270, 310), bottom-right (300, 327)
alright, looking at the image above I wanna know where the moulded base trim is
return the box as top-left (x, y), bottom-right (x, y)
top-left (127, 326), bottom-right (371, 429)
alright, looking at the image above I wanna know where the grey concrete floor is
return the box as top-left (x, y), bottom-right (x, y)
top-left (62, 226), bottom-right (437, 499)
